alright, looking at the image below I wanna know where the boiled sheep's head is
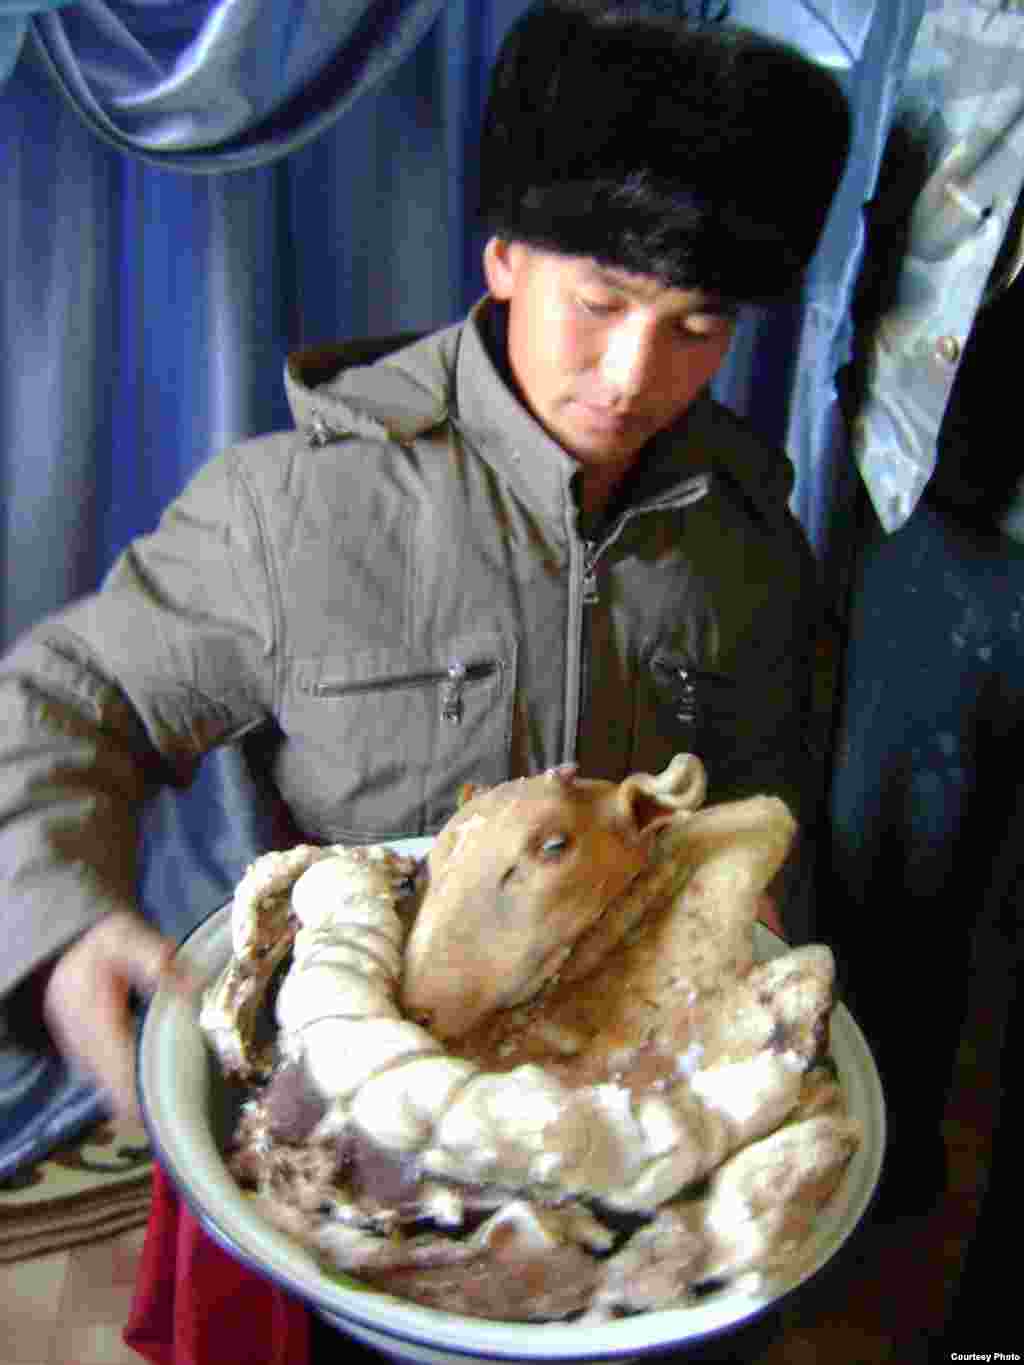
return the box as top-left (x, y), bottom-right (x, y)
top-left (401, 754), bottom-right (706, 1040)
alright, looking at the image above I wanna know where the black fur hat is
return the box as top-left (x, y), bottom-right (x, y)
top-left (479, 2), bottom-right (850, 301)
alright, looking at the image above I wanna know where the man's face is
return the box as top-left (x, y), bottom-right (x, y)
top-left (484, 239), bottom-right (737, 470)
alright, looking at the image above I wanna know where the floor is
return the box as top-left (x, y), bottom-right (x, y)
top-left (2, 1222), bottom-right (148, 1365)
top-left (0, 926), bottom-right (1006, 1365)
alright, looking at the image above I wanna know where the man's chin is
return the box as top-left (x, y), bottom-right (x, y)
top-left (547, 415), bottom-right (641, 462)
top-left (563, 401), bottom-right (661, 457)
top-left (565, 431), bottom-right (649, 464)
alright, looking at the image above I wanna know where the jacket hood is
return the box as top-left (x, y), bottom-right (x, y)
top-left (284, 329), bottom-right (458, 445)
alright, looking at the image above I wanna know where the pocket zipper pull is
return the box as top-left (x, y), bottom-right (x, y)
top-left (441, 661), bottom-right (467, 724)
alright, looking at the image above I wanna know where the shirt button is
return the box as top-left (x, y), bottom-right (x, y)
top-left (935, 334), bottom-right (961, 364)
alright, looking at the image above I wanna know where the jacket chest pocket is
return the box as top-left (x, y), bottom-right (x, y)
top-left (625, 643), bottom-right (744, 780)
top-left (281, 636), bottom-right (516, 840)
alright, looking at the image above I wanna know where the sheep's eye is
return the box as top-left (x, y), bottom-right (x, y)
top-left (540, 833), bottom-right (570, 859)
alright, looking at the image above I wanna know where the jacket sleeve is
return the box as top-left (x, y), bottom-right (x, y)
top-left (707, 551), bottom-right (823, 824)
top-left (0, 443), bottom-right (279, 999)
top-left (709, 500), bottom-right (826, 944)
top-left (692, 412), bottom-right (825, 830)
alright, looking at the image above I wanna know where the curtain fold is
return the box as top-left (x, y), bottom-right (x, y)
top-left (8, 1), bottom-right (449, 170)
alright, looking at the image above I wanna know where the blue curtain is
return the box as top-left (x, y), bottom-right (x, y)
top-left (0, 0), bottom-right (921, 1176)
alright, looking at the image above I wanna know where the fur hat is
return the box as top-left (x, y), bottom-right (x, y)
top-left (479, 2), bottom-right (850, 301)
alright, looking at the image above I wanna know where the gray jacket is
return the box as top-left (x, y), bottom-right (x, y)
top-left (0, 301), bottom-right (818, 997)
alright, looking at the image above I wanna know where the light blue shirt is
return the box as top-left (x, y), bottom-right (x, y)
top-left (849, 0), bottom-right (1024, 533)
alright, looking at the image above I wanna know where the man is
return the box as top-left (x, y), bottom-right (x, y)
top-left (0, 2), bottom-right (849, 1130)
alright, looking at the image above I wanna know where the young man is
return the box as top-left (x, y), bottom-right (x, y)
top-left (0, 3), bottom-right (849, 1127)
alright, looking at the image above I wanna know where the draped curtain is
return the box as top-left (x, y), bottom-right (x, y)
top-left (0, 0), bottom-right (921, 1174)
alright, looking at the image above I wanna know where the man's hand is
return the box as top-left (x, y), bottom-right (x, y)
top-left (42, 911), bottom-right (199, 1121)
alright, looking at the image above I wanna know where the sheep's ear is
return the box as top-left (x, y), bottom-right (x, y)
top-left (614, 753), bottom-right (707, 842)
top-left (614, 782), bottom-right (679, 842)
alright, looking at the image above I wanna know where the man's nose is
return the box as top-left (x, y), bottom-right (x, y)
top-left (599, 319), bottom-right (661, 399)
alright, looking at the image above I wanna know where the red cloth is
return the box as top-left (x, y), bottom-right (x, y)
top-left (124, 1163), bottom-right (310, 1365)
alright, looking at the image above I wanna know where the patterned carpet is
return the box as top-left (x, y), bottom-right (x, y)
top-left (0, 1117), bottom-right (153, 1266)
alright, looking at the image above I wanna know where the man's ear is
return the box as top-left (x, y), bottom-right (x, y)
top-left (483, 236), bottom-right (516, 300)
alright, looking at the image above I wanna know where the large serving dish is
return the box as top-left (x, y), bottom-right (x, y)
top-left (138, 836), bottom-right (885, 1364)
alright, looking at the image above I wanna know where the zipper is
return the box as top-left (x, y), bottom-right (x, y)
top-left (581, 540), bottom-right (600, 606)
top-left (307, 660), bottom-right (498, 726)
top-left (563, 533), bottom-right (588, 763)
top-left (580, 477), bottom-right (711, 608)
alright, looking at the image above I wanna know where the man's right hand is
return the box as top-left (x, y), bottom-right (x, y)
top-left (42, 911), bottom-right (199, 1122)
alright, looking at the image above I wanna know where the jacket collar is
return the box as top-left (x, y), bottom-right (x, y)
top-left (454, 299), bottom-right (582, 529)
